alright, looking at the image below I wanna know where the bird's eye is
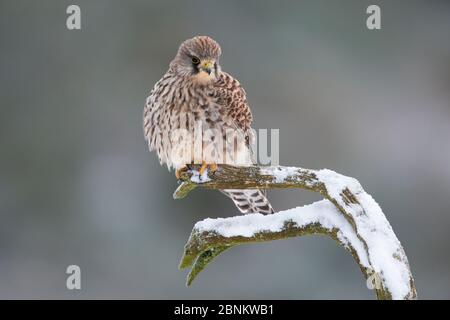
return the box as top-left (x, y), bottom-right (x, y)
top-left (191, 57), bottom-right (200, 65)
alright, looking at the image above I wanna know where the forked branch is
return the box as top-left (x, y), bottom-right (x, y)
top-left (174, 164), bottom-right (417, 300)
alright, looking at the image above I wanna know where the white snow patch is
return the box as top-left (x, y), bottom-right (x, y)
top-left (260, 166), bottom-right (299, 183)
top-left (195, 199), bottom-right (370, 267)
top-left (315, 169), bottom-right (412, 299)
top-left (190, 169), bottom-right (211, 183)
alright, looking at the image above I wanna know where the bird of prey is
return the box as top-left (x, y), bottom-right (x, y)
top-left (143, 36), bottom-right (274, 214)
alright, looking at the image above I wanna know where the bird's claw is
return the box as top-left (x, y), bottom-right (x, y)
top-left (175, 165), bottom-right (189, 180)
top-left (198, 161), bottom-right (217, 176)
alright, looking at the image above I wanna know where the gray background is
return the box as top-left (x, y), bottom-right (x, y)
top-left (1, 0), bottom-right (449, 299)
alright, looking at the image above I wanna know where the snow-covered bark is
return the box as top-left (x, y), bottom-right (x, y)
top-left (175, 165), bottom-right (417, 300)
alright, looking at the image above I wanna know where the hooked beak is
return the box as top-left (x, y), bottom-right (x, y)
top-left (199, 60), bottom-right (214, 75)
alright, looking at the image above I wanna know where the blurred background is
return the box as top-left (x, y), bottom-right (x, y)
top-left (1, 0), bottom-right (449, 299)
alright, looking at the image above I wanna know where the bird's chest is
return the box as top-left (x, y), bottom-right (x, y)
top-left (171, 85), bottom-right (230, 131)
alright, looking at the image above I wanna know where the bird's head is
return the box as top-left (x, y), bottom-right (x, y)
top-left (170, 36), bottom-right (222, 84)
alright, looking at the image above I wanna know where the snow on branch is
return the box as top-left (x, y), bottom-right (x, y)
top-left (174, 165), bottom-right (417, 300)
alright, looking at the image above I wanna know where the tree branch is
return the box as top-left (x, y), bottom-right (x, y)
top-left (174, 164), bottom-right (417, 300)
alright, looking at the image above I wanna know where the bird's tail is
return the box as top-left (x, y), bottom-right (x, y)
top-left (221, 189), bottom-right (274, 215)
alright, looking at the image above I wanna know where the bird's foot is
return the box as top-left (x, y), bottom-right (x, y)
top-left (175, 165), bottom-right (189, 180)
top-left (209, 163), bottom-right (218, 172)
top-left (198, 161), bottom-right (218, 176)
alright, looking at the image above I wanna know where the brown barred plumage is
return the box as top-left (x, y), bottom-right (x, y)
top-left (143, 36), bottom-right (274, 215)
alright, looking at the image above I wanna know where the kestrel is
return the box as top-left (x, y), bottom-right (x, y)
top-left (143, 36), bottom-right (274, 214)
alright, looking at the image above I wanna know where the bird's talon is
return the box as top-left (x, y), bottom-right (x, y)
top-left (198, 161), bottom-right (208, 176)
top-left (175, 166), bottom-right (189, 180)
